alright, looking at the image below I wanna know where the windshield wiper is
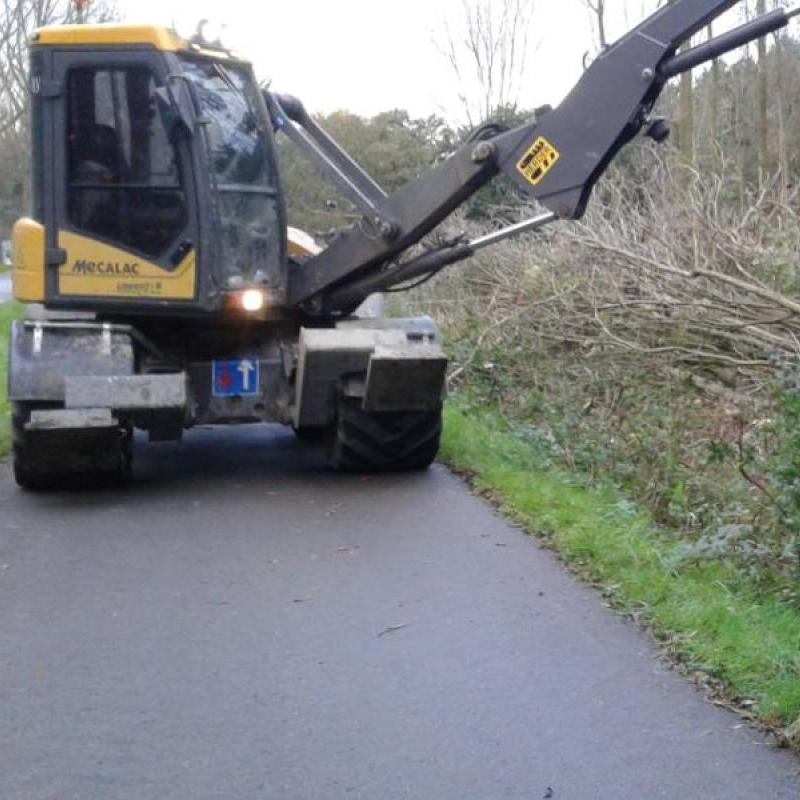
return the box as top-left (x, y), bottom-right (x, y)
top-left (213, 63), bottom-right (240, 95)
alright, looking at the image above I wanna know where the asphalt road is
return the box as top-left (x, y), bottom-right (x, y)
top-left (1, 425), bottom-right (798, 799)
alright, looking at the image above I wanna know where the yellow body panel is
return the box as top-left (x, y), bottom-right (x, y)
top-left (58, 231), bottom-right (196, 301)
top-left (34, 24), bottom-right (187, 51)
top-left (12, 218), bottom-right (46, 303)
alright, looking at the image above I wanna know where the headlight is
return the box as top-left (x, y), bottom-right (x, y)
top-left (241, 289), bottom-right (265, 312)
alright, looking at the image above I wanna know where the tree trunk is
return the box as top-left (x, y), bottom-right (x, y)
top-left (596, 0), bottom-right (607, 50)
top-left (678, 42), bottom-right (695, 172)
top-left (773, 31), bottom-right (789, 198)
top-left (706, 24), bottom-right (721, 175)
top-left (756, 0), bottom-right (769, 177)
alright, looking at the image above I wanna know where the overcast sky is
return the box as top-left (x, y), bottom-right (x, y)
top-left (116, 0), bottom-right (749, 124)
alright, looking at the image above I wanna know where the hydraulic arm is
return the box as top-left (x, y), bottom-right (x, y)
top-left (278, 0), bottom-right (800, 314)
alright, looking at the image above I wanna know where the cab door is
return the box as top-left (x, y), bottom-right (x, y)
top-left (47, 50), bottom-right (202, 309)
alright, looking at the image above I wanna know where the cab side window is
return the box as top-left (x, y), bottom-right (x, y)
top-left (67, 66), bottom-right (187, 259)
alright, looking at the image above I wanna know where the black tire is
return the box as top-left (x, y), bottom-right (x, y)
top-left (292, 425), bottom-right (331, 444)
top-left (12, 401), bottom-right (132, 491)
top-left (330, 396), bottom-right (442, 473)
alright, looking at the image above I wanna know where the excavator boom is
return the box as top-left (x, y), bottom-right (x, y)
top-left (283, 0), bottom-right (799, 312)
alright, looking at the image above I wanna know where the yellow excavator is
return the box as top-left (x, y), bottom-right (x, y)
top-left (8, 0), bottom-right (797, 488)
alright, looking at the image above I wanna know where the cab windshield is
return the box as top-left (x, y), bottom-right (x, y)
top-left (179, 57), bottom-right (280, 287)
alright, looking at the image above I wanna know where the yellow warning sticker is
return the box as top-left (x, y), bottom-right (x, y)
top-left (517, 136), bottom-right (560, 186)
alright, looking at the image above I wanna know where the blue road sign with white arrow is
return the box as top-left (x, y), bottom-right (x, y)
top-left (212, 359), bottom-right (260, 397)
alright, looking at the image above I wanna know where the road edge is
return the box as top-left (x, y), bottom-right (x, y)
top-left (440, 403), bottom-right (800, 752)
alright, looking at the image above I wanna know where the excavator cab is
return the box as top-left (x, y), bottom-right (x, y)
top-left (14, 25), bottom-right (286, 314)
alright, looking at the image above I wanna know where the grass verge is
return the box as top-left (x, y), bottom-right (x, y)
top-left (0, 302), bottom-right (23, 458)
top-left (441, 403), bottom-right (800, 740)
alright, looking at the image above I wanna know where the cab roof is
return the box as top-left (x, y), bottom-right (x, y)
top-left (32, 24), bottom-right (243, 60)
top-left (33, 24), bottom-right (188, 51)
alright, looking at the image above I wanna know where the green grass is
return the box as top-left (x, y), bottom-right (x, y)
top-left (441, 404), bottom-right (800, 733)
top-left (0, 302), bottom-right (23, 458)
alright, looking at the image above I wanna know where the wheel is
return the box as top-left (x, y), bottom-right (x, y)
top-left (330, 396), bottom-right (442, 473)
top-left (292, 425), bottom-right (331, 444)
top-left (12, 401), bottom-right (132, 491)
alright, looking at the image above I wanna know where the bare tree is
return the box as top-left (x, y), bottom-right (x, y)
top-left (583, 0), bottom-right (607, 51)
top-left (772, 26), bottom-right (790, 195)
top-left (582, 0), bottom-right (666, 55)
top-left (420, 150), bottom-right (800, 396)
top-left (707, 23), bottom-right (721, 173)
top-left (678, 40), bottom-right (695, 170)
top-left (438, 0), bottom-right (535, 127)
top-left (756, 0), bottom-right (769, 175)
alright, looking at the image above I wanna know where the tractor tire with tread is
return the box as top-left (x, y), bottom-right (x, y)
top-left (292, 425), bottom-right (330, 444)
top-left (330, 396), bottom-right (442, 473)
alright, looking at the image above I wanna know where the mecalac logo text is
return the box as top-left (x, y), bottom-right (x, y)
top-left (71, 260), bottom-right (140, 277)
